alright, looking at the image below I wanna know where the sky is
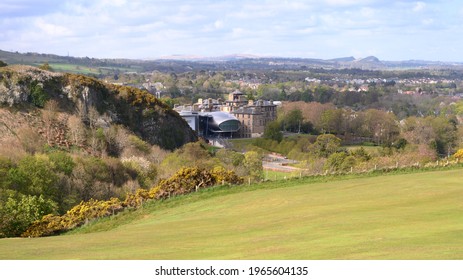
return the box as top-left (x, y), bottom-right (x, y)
top-left (1, 0), bottom-right (463, 61)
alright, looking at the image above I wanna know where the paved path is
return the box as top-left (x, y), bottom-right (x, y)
top-left (262, 153), bottom-right (303, 173)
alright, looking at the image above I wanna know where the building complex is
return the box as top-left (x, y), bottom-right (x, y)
top-left (175, 90), bottom-right (277, 139)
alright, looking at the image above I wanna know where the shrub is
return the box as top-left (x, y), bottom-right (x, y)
top-left (0, 192), bottom-right (57, 238)
top-left (324, 152), bottom-right (347, 172)
top-left (128, 135), bottom-right (151, 154)
top-left (47, 151), bottom-right (75, 176)
top-left (210, 166), bottom-right (244, 185)
top-left (453, 149), bottom-right (463, 161)
top-left (23, 167), bottom-right (243, 237)
top-left (350, 147), bottom-right (371, 161)
top-left (0, 157), bottom-right (13, 189)
top-left (29, 81), bottom-right (49, 107)
top-left (8, 154), bottom-right (58, 198)
top-left (340, 155), bottom-right (357, 172)
top-left (243, 151), bottom-right (263, 182)
top-left (22, 197), bottom-right (123, 237)
top-left (263, 120), bottom-right (283, 142)
top-left (38, 63), bottom-right (53, 71)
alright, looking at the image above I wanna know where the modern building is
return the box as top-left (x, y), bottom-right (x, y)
top-left (178, 111), bottom-right (199, 133)
top-left (198, 111), bottom-right (241, 137)
top-left (175, 90), bottom-right (278, 139)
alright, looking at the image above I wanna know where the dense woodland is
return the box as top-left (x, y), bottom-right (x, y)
top-left (1, 59), bottom-right (463, 238)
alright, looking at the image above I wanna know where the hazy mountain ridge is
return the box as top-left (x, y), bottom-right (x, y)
top-left (2, 49), bottom-right (463, 73)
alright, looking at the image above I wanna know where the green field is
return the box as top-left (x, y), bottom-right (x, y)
top-left (46, 63), bottom-right (141, 75)
top-left (0, 169), bottom-right (462, 259)
top-left (264, 169), bottom-right (301, 180)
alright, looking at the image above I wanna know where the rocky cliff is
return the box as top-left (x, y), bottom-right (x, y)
top-left (0, 65), bottom-right (197, 150)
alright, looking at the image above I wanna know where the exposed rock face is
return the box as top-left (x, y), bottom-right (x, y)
top-left (0, 65), bottom-right (197, 150)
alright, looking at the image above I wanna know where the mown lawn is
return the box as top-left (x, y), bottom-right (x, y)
top-left (0, 169), bottom-right (462, 259)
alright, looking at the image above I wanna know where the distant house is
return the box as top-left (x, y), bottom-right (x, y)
top-left (222, 90), bottom-right (277, 138)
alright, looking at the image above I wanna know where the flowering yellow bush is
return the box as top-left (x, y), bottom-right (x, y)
top-left (22, 198), bottom-right (123, 237)
top-left (23, 167), bottom-right (243, 237)
top-left (453, 149), bottom-right (463, 160)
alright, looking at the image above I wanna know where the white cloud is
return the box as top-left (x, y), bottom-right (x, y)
top-left (1, 0), bottom-right (463, 61)
top-left (360, 7), bottom-right (376, 18)
top-left (324, 0), bottom-right (373, 6)
top-left (35, 18), bottom-right (72, 37)
top-left (231, 28), bottom-right (246, 38)
top-left (413, 1), bottom-right (426, 12)
top-left (422, 18), bottom-right (434, 25)
top-left (214, 20), bottom-right (224, 29)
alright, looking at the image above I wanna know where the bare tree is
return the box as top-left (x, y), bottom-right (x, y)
top-left (67, 115), bottom-right (87, 147)
top-left (42, 100), bottom-right (59, 145)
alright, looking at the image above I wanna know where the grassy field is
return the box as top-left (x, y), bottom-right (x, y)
top-left (0, 168), bottom-right (462, 260)
top-left (345, 144), bottom-right (382, 154)
top-left (45, 63), bottom-right (142, 75)
top-left (264, 169), bottom-right (302, 180)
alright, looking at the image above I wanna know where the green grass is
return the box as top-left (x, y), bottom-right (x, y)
top-left (264, 169), bottom-right (300, 180)
top-left (31, 63), bottom-right (143, 75)
top-left (0, 168), bottom-right (462, 259)
top-left (227, 138), bottom-right (259, 152)
top-left (344, 145), bottom-right (382, 154)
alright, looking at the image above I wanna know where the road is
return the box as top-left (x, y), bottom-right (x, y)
top-left (262, 153), bottom-right (302, 173)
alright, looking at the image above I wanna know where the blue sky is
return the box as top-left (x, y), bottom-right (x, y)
top-left (1, 0), bottom-right (463, 61)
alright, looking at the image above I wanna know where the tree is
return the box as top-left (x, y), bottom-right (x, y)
top-left (430, 116), bottom-right (457, 156)
top-left (280, 101), bottom-right (335, 132)
top-left (263, 120), bottom-right (283, 142)
top-left (0, 60), bottom-right (7, 67)
top-left (279, 109), bottom-right (304, 133)
top-left (401, 116), bottom-right (435, 145)
top-left (0, 191), bottom-right (57, 237)
top-left (67, 115), bottom-right (87, 147)
top-left (243, 151), bottom-right (263, 182)
top-left (8, 154), bottom-right (58, 198)
top-left (160, 141), bottom-right (214, 178)
top-left (309, 134), bottom-right (342, 158)
top-left (0, 157), bottom-right (14, 190)
top-left (42, 100), bottom-right (59, 146)
top-left (48, 151), bottom-right (75, 176)
top-left (363, 109), bottom-right (399, 145)
top-left (319, 109), bottom-right (343, 134)
top-left (215, 149), bottom-right (245, 167)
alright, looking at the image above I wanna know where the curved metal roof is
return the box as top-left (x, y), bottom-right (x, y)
top-left (200, 111), bottom-right (241, 133)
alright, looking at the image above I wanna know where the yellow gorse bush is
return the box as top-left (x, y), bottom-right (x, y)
top-left (23, 167), bottom-right (243, 237)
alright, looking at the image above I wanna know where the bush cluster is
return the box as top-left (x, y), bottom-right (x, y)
top-left (22, 198), bottom-right (123, 237)
top-left (22, 167), bottom-right (243, 237)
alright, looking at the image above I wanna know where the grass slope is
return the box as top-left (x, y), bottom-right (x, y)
top-left (0, 169), bottom-right (462, 260)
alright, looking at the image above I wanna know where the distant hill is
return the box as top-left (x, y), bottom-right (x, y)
top-left (2, 49), bottom-right (463, 73)
top-left (358, 56), bottom-right (381, 63)
top-left (329, 56), bottom-right (356, 62)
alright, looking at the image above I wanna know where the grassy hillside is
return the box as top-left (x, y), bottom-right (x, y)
top-left (0, 168), bottom-right (462, 259)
